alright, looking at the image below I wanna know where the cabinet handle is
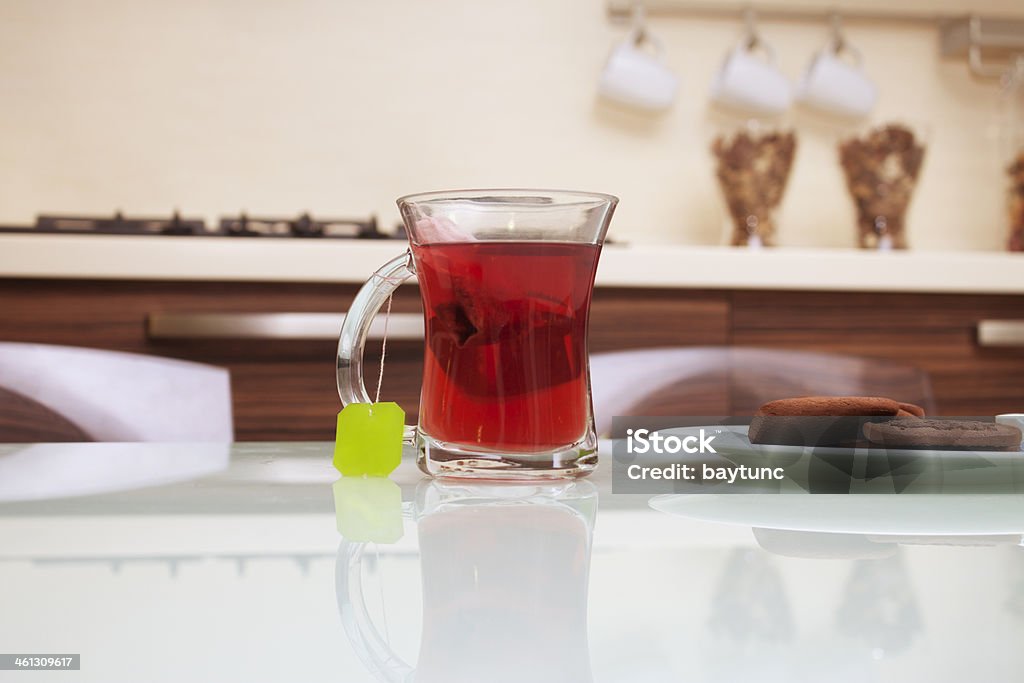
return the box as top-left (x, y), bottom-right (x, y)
top-left (147, 312), bottom-right (422, 341)
top-left (977, 320), bottom-right (1024, 347)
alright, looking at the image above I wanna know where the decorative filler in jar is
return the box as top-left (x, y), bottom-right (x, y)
top-left (838, 123), bottom-right (926, 250)
top-left (1002, 57), bottom-right (1024, 252)
top-left (1009, 151), bottom-right (1024, 251)
top-left (711, 124), bottom-right (797, 248)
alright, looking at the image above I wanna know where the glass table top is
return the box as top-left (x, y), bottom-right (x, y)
top-left (1, 442), bottom-right (1022, 682)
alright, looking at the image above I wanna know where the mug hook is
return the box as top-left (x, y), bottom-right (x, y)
top-left (630, 2), bottom-right (650, 45)
top-left (743, 7), bottom-right (762, 50)
top-left (627, 2), bottom-right (664, 55)
top-left (829, 13), bottom-right (847, 52)
top-left (827, 12), bottom-right (862, 65)
top-left (738, 6), bottom-right (776, 62)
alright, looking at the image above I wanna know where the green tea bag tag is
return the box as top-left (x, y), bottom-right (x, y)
top-left (332, 476), bottom-right (403, 543)
top-left (333, 293), bottom-right (404, 477)
top-left (333, 402), bottom-right (405, 476)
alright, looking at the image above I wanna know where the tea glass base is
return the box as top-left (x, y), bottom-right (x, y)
top-left (416, 432), bottom-right (599, 480)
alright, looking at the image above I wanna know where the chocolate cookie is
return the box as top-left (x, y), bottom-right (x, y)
top-left (863, 419), bottom-right (1023, 452)
top-left (757, 396), bottom-right (904, 417)
top-left (749, 396), bottom-right (925, 447)
top-left (898, 402), bottom-right (926, 418)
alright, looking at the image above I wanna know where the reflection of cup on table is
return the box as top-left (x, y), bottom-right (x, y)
top-left (336, 480), bottom-right (597, 683)
top-left (416, 481), bottom-right (596, 683)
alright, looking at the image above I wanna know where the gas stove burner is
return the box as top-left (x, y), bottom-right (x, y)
top-left (218, 212), bottom-right (397, 239)
top-left (34, 211), bottom-right (207, 236)
top-left (0, 210), bottom-right (406, 239)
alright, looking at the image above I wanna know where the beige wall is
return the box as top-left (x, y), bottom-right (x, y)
top-left (0, 0), bottom-right (1013, 250)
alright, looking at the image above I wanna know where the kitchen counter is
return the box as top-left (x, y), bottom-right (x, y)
top-left (2, 234), bottom-right (1024, 294)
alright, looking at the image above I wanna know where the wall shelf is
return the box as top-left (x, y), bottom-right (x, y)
top-left (607, 1), bottom-right (1024, 78)
top-left (607, 1), bottom-right (1024, 23)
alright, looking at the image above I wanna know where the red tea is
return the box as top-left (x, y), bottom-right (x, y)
top-left (412, 241), bottom-right (601, 452)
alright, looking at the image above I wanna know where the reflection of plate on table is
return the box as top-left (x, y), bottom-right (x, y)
top-left (0, 442), bottom-right (230, 502)
top-left (658, 425), bottom-right (1023, 490)
top-left (650, 493), bottom-right (1024, 537)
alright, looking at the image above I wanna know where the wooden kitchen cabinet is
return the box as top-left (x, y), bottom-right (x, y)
top-left (589, 289), bottom-right (730, 352)
top-left (1, 280), bottom-right (1021, 440)
top-left (0, 279), bottom-right (421, 441)
top-left (731, 291), bottom-right (1024, 416)
top-left (0, 280), bottom-right (727, 440)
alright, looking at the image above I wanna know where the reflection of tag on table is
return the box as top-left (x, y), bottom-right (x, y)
top-left (333, 402), bottom-right (405, 476)
top-left (333, 477), bottom-right (403, 543)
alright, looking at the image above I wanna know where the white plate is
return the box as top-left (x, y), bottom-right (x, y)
top-left (650, 493), bottom-right (1024, 537)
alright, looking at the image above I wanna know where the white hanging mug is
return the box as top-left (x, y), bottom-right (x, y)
top-left (711, 17), bottom-right (792, 116)
top-left (598, 22), bottom-right (679, 111)
top-left (797, 29), bottom-right (877, 119)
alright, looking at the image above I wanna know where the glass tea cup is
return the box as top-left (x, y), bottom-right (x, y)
top-left (336, 189), bottom-right (618, 479)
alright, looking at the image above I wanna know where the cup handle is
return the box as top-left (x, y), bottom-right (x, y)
top-left (336, 250), bottom-right (418, 442)
top-left (336, 533), bottom-right (416, 682)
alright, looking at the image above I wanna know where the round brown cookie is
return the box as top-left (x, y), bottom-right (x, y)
top-left (748, 414), bottom-right (866, 447)
top-left (897, 401), bottom-right (926, 417)
top-left (757, 396), bottom-right (902, 417)
top-left (863, 418), bottom-right (1023, 451)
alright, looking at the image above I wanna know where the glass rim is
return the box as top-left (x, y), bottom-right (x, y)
top-left (396, 188), bottom-right (619, 209)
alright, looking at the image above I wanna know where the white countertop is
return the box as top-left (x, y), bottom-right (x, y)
top-left (2, 234), bottom-right (1024, 294)
top-left (2, 443), bottom-right (1023, 682)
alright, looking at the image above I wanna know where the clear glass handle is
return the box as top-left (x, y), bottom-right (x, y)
top-left (336, 250), bottom-right (417, 433)
top-left (336, 537), bottom-right (415, 682)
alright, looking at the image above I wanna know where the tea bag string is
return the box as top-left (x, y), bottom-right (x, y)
top-left (375, 544), bottom-right (392, 647)
top-left (373, 293), bottom-right (393, 406)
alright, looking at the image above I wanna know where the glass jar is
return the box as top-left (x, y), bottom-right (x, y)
top-left (1001, 57), bottom-right (1024, 252)
top-left (838, 122), bottom-right (927, 250)
top-left (711, 120), bottom-right (798, 248)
